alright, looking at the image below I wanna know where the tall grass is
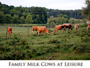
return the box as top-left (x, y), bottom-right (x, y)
top-left (0, 25), bottom-right (90, 60)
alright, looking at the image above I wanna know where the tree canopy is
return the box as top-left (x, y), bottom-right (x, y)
top-left (82, 0), bottom-right (90, 20)
top-left (0, 2), bottom-right (86, 24)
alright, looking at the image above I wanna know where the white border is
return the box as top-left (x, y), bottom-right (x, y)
top-left (0, 60), bottom-right (90, 68)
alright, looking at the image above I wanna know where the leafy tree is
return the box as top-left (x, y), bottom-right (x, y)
top-left (25, 14), bottom-right (33, 24)
top-left (22, 12), bottom-right (29, 18)
top-left (69, 18), bottom-right (75, 24)
top-left (82, 18), bottom-right (87, 26)
top-left (4, 14), bottom-right (12, 24)
top-left (31, 7), bottom-right (47, 24)
top-left (10, 9), bottom-right (21, 17)
top-left (12, 14), bottom-right (19, 24)
top-left (82, 0), bottom-right (90, 20)
top-left (42, 14), bottom-right (46, 24)
top-left (20, 16), bottom-right (25, 24)
top-left (57, 15), bottom-right (69, 24)
top-left (57, 17), bottom-right (62, 24)
top-left (46, 16), bottom-right (56, 28)
top-left (82, 18), bottom-right (87, 23)
top-left (0, 11), bottom-right (4, 24)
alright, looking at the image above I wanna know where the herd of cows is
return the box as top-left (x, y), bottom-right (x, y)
top-left (7, 23), bottom-right (90, 37)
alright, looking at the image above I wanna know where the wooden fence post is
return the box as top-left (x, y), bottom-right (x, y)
top-left (6, 27), bottom-right (8, 38)
top-left (28, 26), bottom-right (29, 37)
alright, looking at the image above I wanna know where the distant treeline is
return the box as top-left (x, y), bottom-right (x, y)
top-left (0, 2), bottom-right (85, 24)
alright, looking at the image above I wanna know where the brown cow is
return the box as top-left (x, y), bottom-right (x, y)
top-left (63, 24), bottom-right (73, 30)
top-left (32, 26), bottom-right (38, 33)
top-left (74, 24), bottom-right (79, 31)
top-left (87, 23), bottom-right (90, 30)
top-left (7, 27), bottom-right (12, 38)
top-left (37, 26), bottom-right (50, 35)
top-left (54, 25), bottom-right (65, 33)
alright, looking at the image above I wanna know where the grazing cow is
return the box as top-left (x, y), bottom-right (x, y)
top-left (37, 26), bottom-right (50, 35)
top-left (32, 26), bottom-right (38, 33)
top-left (63, 24), bottom-right (73, 30)
top-left (74, 24), bottom-right (79, 31)
top-left (7, 27), bottom-right (12, 38)
top-left (54, 25), bottom-right (65, 33)
top-left (87, 23), bottom-right (90, 30)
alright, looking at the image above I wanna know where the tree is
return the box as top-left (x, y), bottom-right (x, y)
top-left (25, 14), bottom-right (33, 24)
top-left (12, 14), bottom-right (19, 24)
top-left (4, 14), bottom-right (12, 24)
top-left (10, 9), bottom-right (21, 17)
top-left (82, 18), bottom-right (87, 26)
top-left (57, 17), bottom-right (62, 24)
top-left (69, 18), bottom-right (75, 24)
top-left (57, 14), bottom-right (69, 24)
top-left (20, 16), bottom-right (25, 24)
top-left (82, 0), bottom-right (90, 20)
top-left (0, 11), bottom-right (4, 24)
top-left (31, 7), bottom-right (47, 24)
top-left (46, 16), bottom-right (56, 28)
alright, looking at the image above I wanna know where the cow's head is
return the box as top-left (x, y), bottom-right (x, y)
top-left (10, 29), bottom-right (12, 33)
top-left (47, 30), bottom-right (51, 34)
top-left (71, 27), bottom-right (73, 30)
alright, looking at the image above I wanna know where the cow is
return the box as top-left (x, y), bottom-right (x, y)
top-left (54, 25), bottom-right (65, 33)
top-left (7, 27), bottom-right (12, 38)
top-left (74, 24), bottom-right (79, 31)
top-left (63, 24), bottom-right (73, 30)
top-left (37, 26), bottom-right (50, 35)
top-left (87, 23), bottom-right (90, 30)
top-left (32, 26), bottom-right (38, 34)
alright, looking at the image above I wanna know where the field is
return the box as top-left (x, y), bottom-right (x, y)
top-left (0, 24), bottom-right (90, 60)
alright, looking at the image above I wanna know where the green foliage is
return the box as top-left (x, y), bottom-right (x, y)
top-left (4, 14), bottom-right (12, 24)
top-left (46, 16), bottom-right (56, 28)
top-left (25, 14), bottom-right (33, 24)
top-left (82, 0), bottom-right (90, 20)
top-left (0, 11), bottom-right (4, 24)
top-left (31, 7), bottom-right (47, 24)
top-left (57, 14), bottom-right (69, 19)
top-left (12, 14), bottom-right (19, 24)
top-left (20, 16), bottom-right (25, 24)
top-left (48, 39), bottom-right (60, 44)
top-left (75, 45), bottom-right (86, 54)
top-left (0, 2), bottom-right (86, 24)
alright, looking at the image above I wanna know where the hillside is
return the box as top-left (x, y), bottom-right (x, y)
top-left (0, 24), bottom-right (90, 60)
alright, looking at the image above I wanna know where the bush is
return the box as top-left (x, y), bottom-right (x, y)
top-left (19, 39), bottom-right (27, 45)
top-left (81, 37), bottom-right (90, 42)
top-left (76, 45), bottom-right (86, 54)
top-left (48, 39), bottom-right (60, 44)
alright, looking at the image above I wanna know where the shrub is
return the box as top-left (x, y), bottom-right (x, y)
top-left (81, 37), bottom-right (90, 42)
top-left (75, 45), bottom-right (86, 54)
top-left (19, 39), bottom-right (27, 45)
top-left (13, 34), bottom-right (18, 39)
top-left (48, 39), bottom-right (60, 44)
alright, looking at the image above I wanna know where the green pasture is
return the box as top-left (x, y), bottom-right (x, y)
top-left (0, 25), bottom-right (90, 60)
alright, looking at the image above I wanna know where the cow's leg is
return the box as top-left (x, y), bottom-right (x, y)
top-left (32, 30), bottom-right (34, 34)
top-left (56, 29), bottom-right (58, 33)
top-left (38, 31), bottom-right (40, 35)
top-left (9, 33), bottom-right (11, 38)
top-left (62, 27), bottom-right (65, 33)
top-left (62, 28), bottom-right (64, 33)
top-left (75, 28), bottom-right (76, 31)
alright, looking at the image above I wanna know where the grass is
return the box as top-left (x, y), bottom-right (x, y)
top-left (0, 24), bottom-right (90, 60)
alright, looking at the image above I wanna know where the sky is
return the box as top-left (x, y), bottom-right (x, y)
top-left (0, 0), bottom-right (86, 10)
